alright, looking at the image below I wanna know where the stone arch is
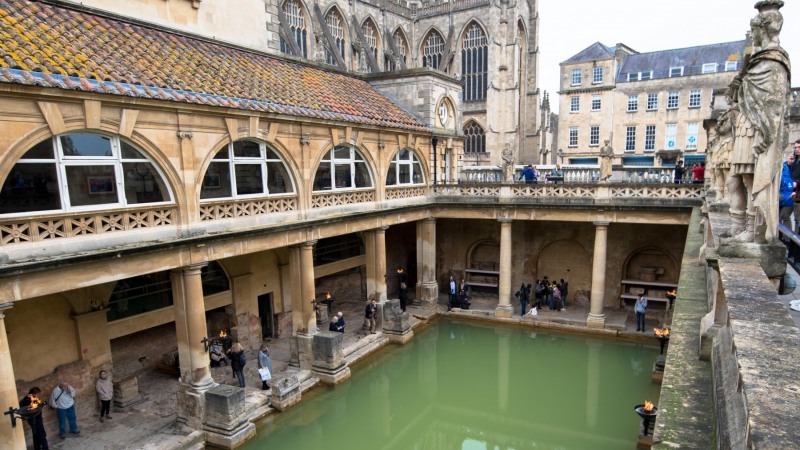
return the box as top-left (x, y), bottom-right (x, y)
top-left (311, 142), bottom-right (377, 191)
top-left (622, 246), bottom-right (679, 282)
top-left (391, 26), bottom-right (410, 63)
top-left (419, 27), bottom-right (446, 70)
top-left (466, 238), bottom-right (500, 271)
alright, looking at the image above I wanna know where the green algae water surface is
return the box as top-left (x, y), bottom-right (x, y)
top-left (242, 320), bottom-right (660, 450)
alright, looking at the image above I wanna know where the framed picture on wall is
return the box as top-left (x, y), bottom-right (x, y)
top-left (203, 173), bottom-right (221, 189)
top-left (87, 176), bottom-right (116, 195)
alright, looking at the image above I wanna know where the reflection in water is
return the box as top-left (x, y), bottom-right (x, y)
top-left (242, 320), bottom-right (659, 450)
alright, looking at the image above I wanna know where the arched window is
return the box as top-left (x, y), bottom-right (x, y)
top-left (387, 148), bottom-right (425, 186)
top-left (463, 122), bottom-right (486, 153)
top-left (280, 0), bottom-right (307, 58)
top-left (422, 31), bottom-right (445, 70)
top-left (386, 29), bottom-right (408, 71)
top-left (201, 140), bottom-right (294, 200)
top-left (462, 23), bottom-right (488, 101)
top-left (0, 132), bottom-right (172, 215)
top-left (361, 19), bottom-right (379, 69)
top-left (313, 145), bottom-right (372, 191)
top-left (325, 9), bottom-right (346, 65)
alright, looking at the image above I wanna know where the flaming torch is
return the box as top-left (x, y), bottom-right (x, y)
top-left (634, 401), bottom-right (658, 436)
top-left (654, 327), bottom-right (670, 354)
top-left (219, 330), bottom-right (228, 338)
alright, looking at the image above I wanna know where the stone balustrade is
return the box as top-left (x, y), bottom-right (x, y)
top-left (463, 165), bottom-right (689, 184)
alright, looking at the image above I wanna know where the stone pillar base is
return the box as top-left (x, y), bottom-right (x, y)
top-left (314, 366), bottom-right (352, 385)
top-left (203, 384), bottom-right (254, 449)
top-left (416, 282), bottom-right (439, 307)
top-left (113, 376), bottom-right (146, 411)
top-left (586, 314), bottom-right (605, 328)
top-left (176, 384), bottom-right (207, 429)
top-left (494, 305), bottom-right (513, 318)
top-left (636, 434), bottom-right (654, 450)
top-left (268, 375), bottom-right (302, 411)
top-left (206, 422), bottom-right (256, 450)
top-left (292, 334), bottom-right (314, 370)
top-left (385, 329), bottom-right (415, 344)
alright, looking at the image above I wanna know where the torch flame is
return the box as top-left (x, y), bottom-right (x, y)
top-left (219, 330), bottom-right (227, 338)
top-left (654, 327), bottom-right (670, 338)
top-left (396, 268), bottom-right (404, 273)
top-left (643, 401), bottom-right (654, 412)
top-left (326, 292), bottom-right (331, 299)
top-left (28, 395), bottom-right (41, 410)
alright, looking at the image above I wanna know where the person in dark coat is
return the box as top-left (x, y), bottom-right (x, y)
top-left (398, 282), bottom-right (408, 312)
top-left (227, 342), bottom-right (246, 388)
top-left (20, 387), bottom-right (48, 450)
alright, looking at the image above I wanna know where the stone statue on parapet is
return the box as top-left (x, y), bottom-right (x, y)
top-left (599, 136), bottom-right (613, 182)
top-left (501, 143), bottom-right (516, 182)
top-left (710, 103), bottom-right (734, 203)
top-left (725, 0), bottom-right (791, 244)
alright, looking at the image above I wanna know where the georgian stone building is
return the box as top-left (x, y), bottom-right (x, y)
top-left (558, 40), bottom-right (746, 170)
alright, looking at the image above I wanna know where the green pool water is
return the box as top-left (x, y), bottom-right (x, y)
top-left (242, 320), bottom-right (660, 450)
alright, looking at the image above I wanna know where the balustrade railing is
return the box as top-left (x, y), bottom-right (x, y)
top-left (199, 196), bottom-right (298, 221)
top-left (463, 166), bottom-right (692, 184)
top-left (311, 189), bottom-right (376, 208)
top-left (386, 185), bottom-right (428, 200)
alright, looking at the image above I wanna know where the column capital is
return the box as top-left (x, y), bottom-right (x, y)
top-left (376, 226), bottom-right (389, 232)
top-left (301, 240), bottom-right (318, 247)
top-left (423, 217), bottom-right (436, 224)
top-left (498, 218), bottom-right (514, 224)
top-left (175, 262), bottom-right (208, 277)
top-left (593, 220), bottom-right (610, 227)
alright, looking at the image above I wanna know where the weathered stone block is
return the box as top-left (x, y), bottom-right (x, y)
top-left (113, 376), bottom-right (145, 410)
top-left (274, 311), bottom-right (293, 338)
top-left (382, 299), bottom-right (414, 344)
top-left (311, 331), bottom-right (351, 384)
top-left (204, 385), bottom-right (255, 449)
top-left (176, 384), bottom-right (206, 428)
top-left (268, 374), bottom-right (301, 411)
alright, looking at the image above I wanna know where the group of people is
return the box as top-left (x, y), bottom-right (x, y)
top-left (209, 339), bottom-right (273, 390)
top-left (516, 277), bottom-right (568, 315)
top-left (447, 276), bottom-right (471, 311)
top-left (328, 298), bottom-right (380, 335)
top-left (517, 164), bottom-right (565, 184)
top-left (672, 161), bottom-right (705, 184)
top-left (778, 140), bottom-right (800, 233)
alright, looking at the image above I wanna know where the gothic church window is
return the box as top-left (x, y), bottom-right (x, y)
top-left (422, 31), bottom-right (445, 70)
top-left (362, 19), bottom-right (379, 70)
top-left (386, 29), bottom-right (408, 71)
top-left (201, 140), bottom-right (295, 200)
top-left (461, 23), bottom-right (488, 102)
top-left (463, 122), bottom-right (486, 154)
top-left (280, 0), bottom-right (307, 58)
top-left (325, 9), bottom-right (346, 65)
top-left (0, 133), bottom-right (172, 215)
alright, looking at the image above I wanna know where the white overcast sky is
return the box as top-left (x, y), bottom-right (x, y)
top-left (538, 0), bottom-right (800, 113)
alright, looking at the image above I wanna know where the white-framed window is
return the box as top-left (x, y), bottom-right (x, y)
top-left (568, 127), bottom-right (578, 147)
top-left (667, 91), bottom-right (679, 109)
top-left (0, 132), bottom-right (174, 216)
top-left (665, 124), bottom-right (678, 150)
top-left (202, 140), bottom-right (295, 200)
top-left (571, 68), bottom-right (581, 86)
top-left (313, 145), bottom-right (373, 191)
top-left (645, 125), bottom-right (656, 151)
top-left (570, 96), bottom-right (580, 113)
top-left (669, 67), bottom-right (683, 77)
top-left (422, 31), bottom-right (445, 69)
top-left (386, 148), bottom-right (425, 185)
top-left (591, 95), bottom-right (601, 111)
top-left (725, 61), bottom-right (738, 72)
top-left (627, 95), bottom-right (638, 112)
top-left (640, 71), bottom-right (652, 80)
top-left (647, 93), bottom-right (658, 110)
top-left (627, 73), bottom-right (639, 82)
top-left (589, 126), bottom-right (600, 146)
top-left (702, 63), bottom-right (717, 74)
top-left (685, 123), bottom-right (699, 150)
top-left (625, 126), bottom-right (636, 152)
top-left (592, 66), bottom-right (603, 84)
top-left (689, 90), bottom-right (701, 108)
top-left (280, 0), bottom-right (308, 58)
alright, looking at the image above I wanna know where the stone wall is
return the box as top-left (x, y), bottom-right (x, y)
top-left (110, 323), bottom-right (177, 380)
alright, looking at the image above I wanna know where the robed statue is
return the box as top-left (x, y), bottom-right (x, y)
top-left (599, 137), bottom-right (613, 182)
top-left (501, 143), bottom-right (516, 182)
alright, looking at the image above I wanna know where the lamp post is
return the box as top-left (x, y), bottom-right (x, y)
top-left (432, 136), bottom-right (439, 185)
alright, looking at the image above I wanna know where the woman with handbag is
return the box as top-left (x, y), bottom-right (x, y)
top-left (257, 345), bottom-right (273, 391)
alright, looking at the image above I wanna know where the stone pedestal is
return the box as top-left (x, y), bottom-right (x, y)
top-left (290, 334), bottom-right (314, 370)
top-left (203, 384), bottom-right (255, 449)
top-left (268, 374), bottom-right (302, 411)
top-left (311, 331), bottom-right (351, 384)
top-left (113, 376), bottom-right (146, 410)
top-left (494, 304), bottom-right (513, 318)
top-left (651, 356), bottom-right (665, 384)
top-left (415, 282), bottom-right (438, 307)
top-left (176, 383), bottom-right (207, 429)
top-left (586, 314), bottom-right (606, 329)
top-left (382, 299), bottom-right (414, 344)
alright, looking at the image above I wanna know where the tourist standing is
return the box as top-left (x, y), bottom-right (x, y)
top-left (50, 382), bottom-right (79, 439)
top-left (779, 153), bottom-right (795, 231)
top-left (516, 283), bottom-right (528, 316)
top-left (560, 279), bottom-right (569, 310)
top-left (553, 285), bottom-right (562, 311)
top-left (228, 342), bottom-right (246, 388)
top-left (448, 276), bottom-right (457, 311)
top-left (209, 339), bottom-right (228, 367)
top-left (96, 370), bottom-right (113, 422)
top-left (336, 311), bottom-right (346, 333)
top-left (329, 316), bottom-right (341, 332)
top-left (673, 160), bottom-right (685, 184)
top-left (458, 278), bottom-right (470, 309)
top-left (364, 299), bottom-right (378, 334)
top-left (691, 162), bottom-right (705, 184)
top-left (635, 294), bottom-right (648, 332)
top-left (257, 345), bottom-right (272, 391)
top-left (398, 282), bottom-right (408, 312)
top-left (20, 387), bottom-right (48, 450)
top-left (790, 140), bottom-right (800, 232)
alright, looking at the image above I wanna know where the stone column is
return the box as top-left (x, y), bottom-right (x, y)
top-left (172, 263), bottom-right (213, 389)
top-left (495, 218), bottom-right (514, 318)
top-left (587, 221), bottom-right (609, 328)
top-left (364, 230), bottom-right (377, 300)
top-left (290, 241), bottom-right (317, 370)
top-left (375, 226), bottom-right (388, 303)
top-left (416, 218), bottom-right (438, 306)
top-left (299, 241), bottom-right (317, 335)
top-left (0, 303), bottom-right (26, 450)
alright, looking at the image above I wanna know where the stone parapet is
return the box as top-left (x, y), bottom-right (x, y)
top-left (203, 384), bottom-right (255, 449)
top-left (381, 299), bottom-right (414, 344)
top-left (311, 331), bottom-right (351, 385)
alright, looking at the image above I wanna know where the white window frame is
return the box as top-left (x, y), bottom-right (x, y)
top-left (669, 67), bottom-right (684, 77)
top-left (568, 127), bottom-right (578, 147)
top-left (645, 125), bottom-right (656, 151)
top-left (665, 124), bottom-right (678, 150)
top-left (689, 90), bottom-right (701, 108)
top-left (589, 126), bottom-right (600, 146)
top-left (702, 63), bottom-right (717, 74)
top-left (592, 66), bottom-right (603, 84)
top-left (571, 69), bottom-right (582, 86)
top-left (625, 126), bottom-right (636, 152)
top-left (387, 148), bottom-right (425, 186)
top-left (627, 95), bottom-right (638, 112)
top-left (685, 123), bottom-right (699, 150)
top-left (313, 145), bottom-right (374, 192)
top-left (203, 140), bottom-right (296, 201)
top-left (646, 93), bottom-right (658, 111)
top-left (667, 91), bottom-right (679, 109)
top-left (591, 95), bottom-right (601, 111)
top-left (640, 71), bottom-right (652, 80)
top-left (627, 73), bottom-right (639, 82)
top-left (570, 96), bottom-right (580, 113)
top-left (725, 61), bottom-right (738, 72)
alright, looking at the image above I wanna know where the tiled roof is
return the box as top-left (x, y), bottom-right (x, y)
top-left (619, 40), bottom-right (746, 79)
top-left (561, 42), bottom-right (616, 64)
top-left (0, 0), bottom-right (428, 132)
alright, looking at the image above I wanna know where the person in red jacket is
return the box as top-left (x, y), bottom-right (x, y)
top-left (691, 163), bottom-right (705, 184)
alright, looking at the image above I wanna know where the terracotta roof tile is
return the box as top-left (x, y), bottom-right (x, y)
top-left (0, 0), bottom-right (427, 132)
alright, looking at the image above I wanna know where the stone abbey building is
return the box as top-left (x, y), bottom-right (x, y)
top-left (0, 0), bottom-right (714, 448)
